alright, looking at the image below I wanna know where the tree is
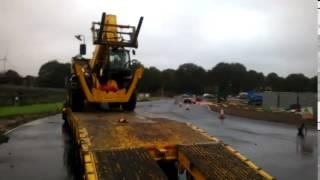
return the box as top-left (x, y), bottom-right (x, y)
top-left (264, 73), bottom-right (284, 91)
top-left (161, 69), bottom-right (176, 94)
top-left (208, 63), bottom-right (248, 95)
top-left (284, 73), bottom-right (309, 92)
top-left (137, 66), bottom-right (162, 93)
top-left (245, 70), bottom-right (264, 91)
top-left (37, 60), bottom-right (71, 88)
top-left (3, 70), bottom-right (22, 85)
top-left (307, 76), bottom-right (317, 92)
top-left (175, 63), bottom-right (207, 94)
top-left (135, 61), bottom-right (314, 96)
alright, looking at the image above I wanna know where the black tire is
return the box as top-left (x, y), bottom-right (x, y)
top-left (86, 103), bottom-right (101, 111)
top-left (69, 89), bottom-right (84, 112)
top-left (109, 103), bottom-right (121, 110)
top-left (121, 92), bottom-right (137, 112)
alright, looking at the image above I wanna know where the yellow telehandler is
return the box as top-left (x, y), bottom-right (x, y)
top-left (67, 13), bottom-right (144, 112)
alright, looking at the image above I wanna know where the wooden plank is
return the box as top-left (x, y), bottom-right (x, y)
top-left (94, 148), bottom-right (167, 180)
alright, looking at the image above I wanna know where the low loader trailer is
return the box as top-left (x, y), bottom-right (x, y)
top-left (63, 108), bottom-right (275, 180)
top-left (63, 12), bottom-right (274, 180)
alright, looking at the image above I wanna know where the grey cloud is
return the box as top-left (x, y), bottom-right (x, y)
top-left (0, 0), bottom-right (317, 78)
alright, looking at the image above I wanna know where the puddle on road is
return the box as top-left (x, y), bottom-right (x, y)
top-left (0, 117), bottom-right (82, 180)
top-left (62, 122), bottom-right (84, 180)
top-left (0, 134), bottom-right (9, 144)
top-left (296, 136), bottom-right (314, 155)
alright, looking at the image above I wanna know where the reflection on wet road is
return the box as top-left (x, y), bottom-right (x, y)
top-left (0, 115), bottom-right (73, 180)
top-left (136, 99), bottom-right (317, 180)
top-left (318, 133), bottom-right (320, 180)
top-left (0, 99), bottom-right (317, 180)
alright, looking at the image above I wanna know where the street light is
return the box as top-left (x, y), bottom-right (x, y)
top-left (75, 34), bottom-right (86, 56)
top-left (75, 34), bottom-right (86, 43)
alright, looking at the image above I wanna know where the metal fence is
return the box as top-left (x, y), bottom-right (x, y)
top-left (261, 92), bottom-right (317, 113)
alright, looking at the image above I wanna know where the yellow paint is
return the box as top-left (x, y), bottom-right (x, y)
top-left (86, 174), bottom-right (96, 180)
top-left (85, 163), bottom-right (95, 173)
top-left (246, 161), bottom-right (258, 170)
top-left (84, 154), bottom-right (92, 163)
top-left (209, 136), bottom-right (219, 142)
top-left (142, 144), bottom-right (177, 161)
top-left (90, 15), bottom-right (118, 70)
top-left (82, 137), bottom-right (92, 146)
top-left (178, 151), bottom-right (206, 180)
top-left (81, 144), bottom-right (89, 152)
top-left (105, 15), bottom-right (118, 42)
top-left (235, 153), bottom-right (248, 161)
top-left (79, 133), bottom-right (87, 138)
top-left (75, 63), bottom-right (144, 103)
top-left (225, 144), bottom-right (275, 179)
top-left (259, 170), bottom-right (275, 180)
top-left (225, 145), bottom-right (236, 153)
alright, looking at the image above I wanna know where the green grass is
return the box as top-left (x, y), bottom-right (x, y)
top-left (0, 102), bottom-right (63, 118)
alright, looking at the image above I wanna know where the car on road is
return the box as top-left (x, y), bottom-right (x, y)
top-left (247, 93), bottom-right (262, 105)
top-left (238, 92), bottom-right (248, 99)
top-left (183, 98), bottom-right (195, 104)
top-left (203, 93), bottom-right (215, 99)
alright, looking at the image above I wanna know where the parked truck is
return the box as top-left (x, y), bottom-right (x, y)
top-left (62, 13), bottom-right (274, 180)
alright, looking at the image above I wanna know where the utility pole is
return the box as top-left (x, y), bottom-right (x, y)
top-left (0, 53), bottom-right (7, 72)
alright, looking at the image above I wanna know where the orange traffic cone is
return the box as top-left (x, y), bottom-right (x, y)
top-left (186, 104), bottom-right (190, 111)
top-left (219, 107), bottom-right (225, 119)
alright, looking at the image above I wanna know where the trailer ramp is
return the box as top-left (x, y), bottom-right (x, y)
top-left (94, 148), bottom-right (167, 180)
top-left (178, 143), bottom-right (271, 180)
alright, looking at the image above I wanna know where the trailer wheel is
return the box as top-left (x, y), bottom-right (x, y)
top-left (70, 89), bottom-right (84, 112)
top-left (158, 161), bottom-right (178, 180)
top-left (121, 92), bottom-right (137, 112)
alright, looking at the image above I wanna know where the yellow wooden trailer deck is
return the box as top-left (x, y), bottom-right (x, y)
top-left (65, 108), bottom-right (274, 180)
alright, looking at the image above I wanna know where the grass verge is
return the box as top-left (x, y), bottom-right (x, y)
top-left (0, 102), bottom-right (63, 142)
top-left (0, 102), bottom-right (62, 118)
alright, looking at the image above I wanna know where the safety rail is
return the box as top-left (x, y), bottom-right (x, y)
top-left (91, 12), bottom-right (143, 48)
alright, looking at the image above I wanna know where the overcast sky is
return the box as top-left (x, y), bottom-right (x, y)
top-left (0, 0), bottom-right (317, 77)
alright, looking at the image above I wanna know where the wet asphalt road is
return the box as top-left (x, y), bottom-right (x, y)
top-left (136, 99), bottom-right (317, 180)
top-left (0, 115), bottom-right (73, 180)
top-left (318, 133), bottom-right (320, 180)
top-left (0, 99), bottom-right (317, 180)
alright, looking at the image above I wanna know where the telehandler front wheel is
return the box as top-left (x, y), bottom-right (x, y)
top-left (69, 89), bottom-right (84, 112)
top-left (121, 92), bottom-right (137, 112)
